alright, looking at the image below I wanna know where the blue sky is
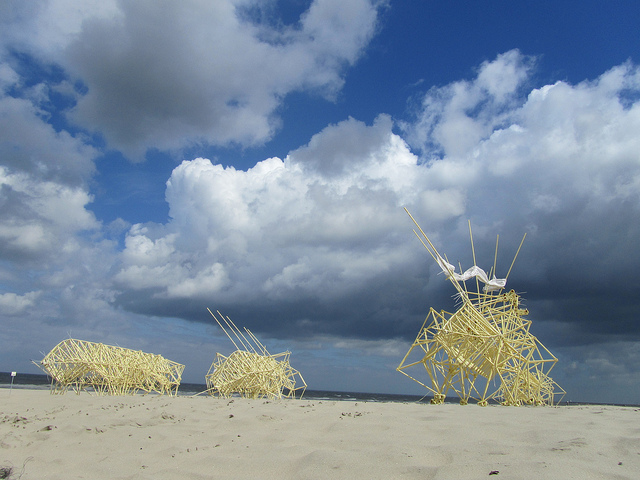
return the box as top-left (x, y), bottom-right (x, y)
top-left (1, 0), bottom-right (640, 404)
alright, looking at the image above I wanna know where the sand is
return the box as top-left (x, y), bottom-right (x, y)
top-left (1, 388), bottom-right (638, 479)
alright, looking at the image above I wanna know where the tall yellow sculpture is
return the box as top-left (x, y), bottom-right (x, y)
top-left (205, 309), bottom-right (307, 399)
top-left (37, 338), bottom-right (185, 396)
top-left (397, 209), bottom-right (564, 406)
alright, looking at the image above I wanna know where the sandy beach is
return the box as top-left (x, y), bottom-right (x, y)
top-left (1, 388), bottom-right (638, 479)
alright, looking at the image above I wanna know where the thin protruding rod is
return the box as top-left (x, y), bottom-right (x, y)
top-left (469, 220), bottom-right (477, 267)
top-left (468, 220), bottom-right (480, 294)
top-left (405, 208), bottom-right (444, 262)
top-left (505, 233), bottom-right (527, 282)
top-left (245, 328), bottom-right (270, 355)
top-left (405, 208), bottom-right (465, 296)
top-left (492, 235), bottom-right (499, 281)
top-left (221, 312), bottom-right (257, 353)
top-left (208, 308), bottom-right (240, 351)
top-left (218, 310), bottom-right (248, 350)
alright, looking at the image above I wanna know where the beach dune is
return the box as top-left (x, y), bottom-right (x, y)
top-left (1, 389), bottom-right (638, 479)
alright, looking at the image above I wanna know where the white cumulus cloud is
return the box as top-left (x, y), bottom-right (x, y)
top-left (117, 115), bottom-right (425, 306)
top-left (0, 291), bottom-right (40, 316)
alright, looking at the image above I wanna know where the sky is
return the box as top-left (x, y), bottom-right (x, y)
top-left (1, 0), bottom-right (639, 404)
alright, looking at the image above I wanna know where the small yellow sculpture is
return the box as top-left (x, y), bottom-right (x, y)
top-left (205, 309), bottom-right (306, 399)
top-left (37, 338), bottom-right (184, 396)
top-left (397, 209), bottom-right (564, 406)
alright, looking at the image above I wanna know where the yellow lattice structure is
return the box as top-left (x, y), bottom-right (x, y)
top-left (205, 309), bottom-right (306, 399)
top-left (397, 209), bottom-right (565, 406)
top-left (37, 338), bottom-right (185, 396)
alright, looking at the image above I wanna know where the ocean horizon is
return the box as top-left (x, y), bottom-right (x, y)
top-left (2, 372), bottom-right (634, 407)
top-left (0, 371), bottom-right (435, 403)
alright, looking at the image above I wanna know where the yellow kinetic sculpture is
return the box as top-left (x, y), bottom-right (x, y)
top-left (397, 209), bottom-right (565, 406)
top-left (37, 338), bottom-right (185, 396)
top-left (205, 309), bottom-right (307, 399)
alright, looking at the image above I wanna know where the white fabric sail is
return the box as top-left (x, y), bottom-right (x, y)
top-left (435, 256), bottom-right (506, 292)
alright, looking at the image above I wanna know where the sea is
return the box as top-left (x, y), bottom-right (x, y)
top-left (0, 371), bottom-right (433, 403)
top-left (2, 372), bottom-right (623, 406)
